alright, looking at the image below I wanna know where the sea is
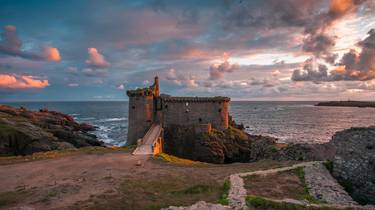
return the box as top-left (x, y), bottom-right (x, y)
top-left (3, 101), bottom-right (375, 146)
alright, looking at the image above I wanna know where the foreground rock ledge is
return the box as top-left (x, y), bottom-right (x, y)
top-left (0, 105), bottom-right (104, 156)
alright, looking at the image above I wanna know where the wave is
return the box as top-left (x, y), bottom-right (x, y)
top-left (92, 125), bottom-right (126, 146)
top-left (79, 117), bottom-right (96, 121)
top-left (95, 117), bottom-right (127, 123)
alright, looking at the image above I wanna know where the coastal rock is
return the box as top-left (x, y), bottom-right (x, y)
top-left (163, 125), bottom-right (277, 164)
top-left (0, 105), bottom-right (104, 156)
top-left (330, 126), bottom-right (375, 205)
top-left (273, 143), bottom-right (334, 161)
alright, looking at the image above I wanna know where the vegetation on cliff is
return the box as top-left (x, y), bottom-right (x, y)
top-left (0, 105), bottom-right (104, 156)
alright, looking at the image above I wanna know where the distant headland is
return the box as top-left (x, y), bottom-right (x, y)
top-left (315, 101), bottom-right (375, 108)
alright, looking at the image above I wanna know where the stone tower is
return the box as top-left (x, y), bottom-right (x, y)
top-left (126, 77), bottom-right (159, 145)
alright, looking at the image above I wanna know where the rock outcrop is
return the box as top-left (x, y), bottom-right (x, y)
top-left (330, 126), bottom-right (375, 205)
top-left (163, 124), bottom-right (337, 164)
top-left (163, 125), bottom-right (277, 164)
top-left (273, 143), bottom-right (334, 161)
top-left (0, 105), bottom-right (104, 156)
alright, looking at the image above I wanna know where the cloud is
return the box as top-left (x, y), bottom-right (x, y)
top-left (0, 25), bottom-right (61, 61)
top-left (0, 74), bottom-right (49, 89)
top-left (43, 47), bottom-right (61, 61)
top-left (209, 53), bottom-right (240, 80)
top-left (224, 0), bottom-right (370, 63)
top-left (117, 84), bottom-right (125, 90)
top-left (291, 58), bottom-right (329, 82)
top-left (292, 28), bottom-right (375, 82)
top-left (166, 68), bottom-right (198, 88)
top-left (85, 48), bottom-right (111, 68)
top-left (82, 68), bottom-right (108, 77)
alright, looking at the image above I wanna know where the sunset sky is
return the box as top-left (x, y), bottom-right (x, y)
top-left (0, 0), bottom-right (375, 101)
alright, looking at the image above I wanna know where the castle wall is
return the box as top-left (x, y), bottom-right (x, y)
top-left (127, 95), bottom-right (154, 145)
top-left (160, 100), bottom-right (229, 130)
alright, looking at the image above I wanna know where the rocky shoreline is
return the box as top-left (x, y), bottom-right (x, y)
top-left (0, 105), bottom-right (104, 156)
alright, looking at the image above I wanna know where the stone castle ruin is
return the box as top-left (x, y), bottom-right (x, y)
top-left (127, 76), bottom-right (230, 155)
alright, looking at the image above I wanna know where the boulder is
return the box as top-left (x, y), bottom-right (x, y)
top-left (331, 126), bottom-right (375, 205)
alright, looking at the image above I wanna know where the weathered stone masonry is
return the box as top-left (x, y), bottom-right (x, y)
top-left (126, 76), bottom-right (230, 145)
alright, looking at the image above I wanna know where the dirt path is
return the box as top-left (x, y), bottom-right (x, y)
top-left (0, 152), bottom-right (295, 210)
top-left (0, 152), bottom-right (148, 209)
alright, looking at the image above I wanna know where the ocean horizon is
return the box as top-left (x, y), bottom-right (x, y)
top-left (2, 101), bottom-right (374, 146)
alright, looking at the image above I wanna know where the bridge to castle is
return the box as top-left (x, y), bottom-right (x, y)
top-left (132, 124), bottom-right (163, 155)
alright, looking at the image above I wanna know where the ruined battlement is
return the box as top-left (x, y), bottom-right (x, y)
top-left (126, 76), bottom-right (230, 145)
top-left (160, 96), bottom-right (230, 102)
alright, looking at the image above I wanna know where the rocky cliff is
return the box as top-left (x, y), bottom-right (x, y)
top-left (0, 105), bottom-right (104, 156)
top-left (164, 125), bottom-right (286, 164)
top-left (331, 126), bottom-right (375, 205)
top-left (163, 124), bottom-right (335, 164)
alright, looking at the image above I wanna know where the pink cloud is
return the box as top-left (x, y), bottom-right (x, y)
top-left (209, 53), bottom-right (240, 80)
top-left (85, 48), bottom-right (110, 68)
top-left (43, 47), bottom-right (61, 61)
top-left (0, 74), bottom-right (49, 89)
top-left (0, 25), bottom-right (61, 62)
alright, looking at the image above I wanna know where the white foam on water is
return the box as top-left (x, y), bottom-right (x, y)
top-left (96, 117), bottom-right (127, 123)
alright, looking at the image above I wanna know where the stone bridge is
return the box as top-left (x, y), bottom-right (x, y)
top-left (132, 123), bottom-right (163, 155)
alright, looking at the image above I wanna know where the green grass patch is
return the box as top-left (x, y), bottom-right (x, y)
top-left (218, 179), bottom-right (230, 205)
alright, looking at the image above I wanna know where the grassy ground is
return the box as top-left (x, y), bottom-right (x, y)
top-left (153, 153), bottom-right (205, 165)
top-left (243, 167), bottom-right (319, 203)
top-left (0, 146), bottom-right (134, 165)
top-left (77, 173), bottom-right (229, 210)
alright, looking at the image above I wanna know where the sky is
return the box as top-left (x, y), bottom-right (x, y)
top-left (0, 0), bottom-right (375, 101)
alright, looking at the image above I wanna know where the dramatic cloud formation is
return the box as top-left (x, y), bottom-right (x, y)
top-left (292, 58), bottom-right (329, 82)
top-left (166, 68), bottom-right (198, 88)
top-left (0, 74), bottom-right (49, 89)
top-left (0, 25), bottom-right (61, 61)
top-left (209, 54), bottom-right (240, 80)
top-left (292, 28), bottom-right (375, 82)
top-left (0, 0), bottom-right (374, 100)
top-left (85, 48), bottom-right (110, 68)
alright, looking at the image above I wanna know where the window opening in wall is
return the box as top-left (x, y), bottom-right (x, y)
top-left (165, 104), bottom-right (168, 109)
top-left (199, 118), bottom-right (202, 122)
top-left (218, 108), bottom-right (222, 112)
top-left (132, 105), bottom-right (135, 109)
